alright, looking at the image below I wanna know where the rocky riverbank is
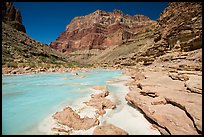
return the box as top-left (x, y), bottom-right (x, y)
top-left (2, 66), bottom-right (124, 76)
top-left (124, 49), bottom-right (202, 135)
top-left (3, 47), bottom-right (201, 135)
top-left (2, 66), bottom-right (86, 75)
top-left (3, 48), bottom-right (201, 135)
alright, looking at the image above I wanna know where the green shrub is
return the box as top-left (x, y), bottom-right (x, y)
top-left (7, 62), bottom-right (18, 68)
top-left (18, 63), bottom-right (27, 67)
top-left (29, 62), bottom-right (36, 67)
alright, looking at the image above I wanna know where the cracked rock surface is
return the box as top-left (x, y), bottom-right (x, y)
top-left (125, 50), bottom-right (202, 135)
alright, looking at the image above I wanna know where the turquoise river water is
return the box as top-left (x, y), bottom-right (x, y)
top-left (2, 69), bottom-right (126, 135)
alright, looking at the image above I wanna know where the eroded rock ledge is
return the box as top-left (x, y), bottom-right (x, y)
top-left (125, 61), bottom-right (202, 135)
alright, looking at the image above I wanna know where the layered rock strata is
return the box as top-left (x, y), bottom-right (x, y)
top-left (2, 2), bottom-right (26, 32)
top-left (125, 48), bottom-right (202, 135)
top-left (117, 2), bottom-right (202, 68)
top-left (156, 2), bottom-right (202, 52)
top-left (65, 2), bottom-right (202, 68)
top-left (50, 9), bottom-right (156, 52)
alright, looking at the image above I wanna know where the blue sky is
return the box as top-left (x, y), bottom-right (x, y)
top-left (14, 2), bottom-right (169, 45)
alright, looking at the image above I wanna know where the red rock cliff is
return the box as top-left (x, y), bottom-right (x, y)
top-left (50, 9), bottom-right (156, 52)
top-left (2, 2), bottom-right (26, 33)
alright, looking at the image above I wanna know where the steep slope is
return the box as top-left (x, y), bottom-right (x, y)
top-left (87, 2), bottom-right (202, 67)
top-left (50, 9), bottom-right (156, 52)
top-left (2, 2), bottom-right (82, 74)
top-left (2, 2), bottom-right (26, 32)
top-left (67, 23), bottom-right (157, 66)
top-left (2, 22), bottom-right (68, 68)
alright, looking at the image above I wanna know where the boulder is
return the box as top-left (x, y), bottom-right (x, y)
top-left (93, 123), bottom-right (128, 135)
top-left (53, 107), bottom-right (99, 130)
top-left (85, 86), bottom-right (116, 116)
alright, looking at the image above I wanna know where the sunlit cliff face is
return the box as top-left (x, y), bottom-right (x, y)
top-left (50, 9), bottom-right (156, 52)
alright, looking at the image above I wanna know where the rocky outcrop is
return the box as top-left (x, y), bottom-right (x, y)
top-left (184, 75), bottom-right (202, 94)
top-left (84, 86), bottom-right (116, 116)
top-left (125, 69), bottom-right (202, 134)
top-left (93, 123), bottom-right (128, 135)
top-left (155, 2), bottom-right (202, 52)
top-left (50, 9), bottom-right (156, 52)
top-left (2, 2), bottom-right (26, 32)
top-left (125, 47), bottom-right (202, 135)
top-left (122, 2), bottom-right (202, 67)
top-left (126, 2), bottom-right (202, 67)
top-left (53, 107), bottom-right (99, 130)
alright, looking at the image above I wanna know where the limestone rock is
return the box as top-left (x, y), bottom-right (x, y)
top-left (85, 97), bottom-right (116, 110)
top-left (93, 123), bottom-right (128, 135)
top-left (51, 127), bottom-right (72, 135)
top-left (168, 72), bottom-right (189, 81)
top-left (85, 86), bottom-right (116, 116)
top-left (125, 69), bottom-right (202, 135)
top-left (185, 75), bottom-right (202, 94)
top-left (157, 2), bottom-right (202, 52)
top-left (91, 86), bottom-right (109, 98)
top-left (53, 107), bottom-right (99, 130)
